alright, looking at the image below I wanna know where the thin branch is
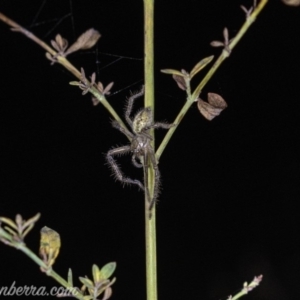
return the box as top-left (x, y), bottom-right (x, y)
top-left (0, 11), bottom-right (126, 130)
top-left (156, 0), bottom-right (269, 161)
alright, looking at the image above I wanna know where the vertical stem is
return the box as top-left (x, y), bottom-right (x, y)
top-left (144, 1), bottom-right (157, 300)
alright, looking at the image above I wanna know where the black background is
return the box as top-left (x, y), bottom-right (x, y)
top-left (1, 1), bottom-right (300, 299)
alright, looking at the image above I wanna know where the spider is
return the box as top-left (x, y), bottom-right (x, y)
top-left (106, 86), bottom-right (174, 216)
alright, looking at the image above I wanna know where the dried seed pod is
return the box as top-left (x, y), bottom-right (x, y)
top-left (197, 93), bottom-right (227, 120)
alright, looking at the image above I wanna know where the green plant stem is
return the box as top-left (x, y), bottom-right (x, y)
top-left (144, 1), bottom-right (157, 300)
top-left (0, 228), bottom-right (84, 300)
top-left (156, 0), bottom-right (268, 160)
top-left (231, 290), bottom-right (248, 300)
top-left (0, 11), bottom-right (125, 129)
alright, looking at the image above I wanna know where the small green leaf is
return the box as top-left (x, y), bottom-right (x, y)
top-left (100, 262), bottom-right (116, 279)
top-left (68, 268), bottom-right (73, 287)
top-left (83, 296), bottom-right (93, 300)
top-left (92, 264), bottom-right (102, 283)
top-left (160, 69), bottom-right (185, 76)
top-left (79, 277), bottom-right (94, 289)
top-left (190, 55), bottom-right (214, 79)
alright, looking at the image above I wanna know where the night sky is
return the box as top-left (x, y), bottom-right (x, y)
top-left (1, 1), bottom-right (300, 300)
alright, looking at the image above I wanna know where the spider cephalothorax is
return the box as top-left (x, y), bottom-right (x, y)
top-left (106, 86), bottom-right (174, 215)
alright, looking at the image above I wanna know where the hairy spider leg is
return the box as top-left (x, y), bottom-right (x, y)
top-left (106, 146), bottom-right (145, 191)
top-left (132, 154), bottom-right (143, 168)
top-left (142, 151), bottom-right (152, 214)
top-left (111, 120), bottom-right (134, 140)
top-left (125, 86), bottom-right (145, 128)
top-left (145, 121), bottom-right (176, 131)
top-left (147, 147), bottom-right (161, 213)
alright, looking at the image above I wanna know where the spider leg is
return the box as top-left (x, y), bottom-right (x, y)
top-left (107, 146), bottom-right (145, 191)
top-left (147, 147), bottom-right (161, 216)
top-left (146, 122), bottom-right (176, 131)
top-left (132, 154), bottom-right (143, 168)
top-left (125, 86), bottom-right (145, 128)
top-left (142, 152), bottom-right (152, 212)
top-left (111, 120), bottom-right (134, 139)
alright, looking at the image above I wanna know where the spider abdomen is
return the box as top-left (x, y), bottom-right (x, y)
top-left (133, 107), bottom-right (153, 133)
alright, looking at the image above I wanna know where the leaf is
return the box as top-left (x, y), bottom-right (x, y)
top-left (21, 223), bottom-right (34, 239)
top-left (3, 226), bottom-right (17, 236)
top-left (51, 40), bottom-right (60, 52)
top-left (69, 81), bottom-right (81, 86)
top-left (68, 268), bottom-right (73, 287)
top-left (0, 217), bottom-right (18, 230)
top-left (197, 93), bottom-right (227, 120)
top-left (172, 75), bottom-right (187, 91)
top-left (190, 55), bottom-right (214, 79)
top-left (210, 41), bottom-right (224, 47)
top-left (23, 212), bottom-right (41, 229)
top-left (79, 277), bottom-right (95, 289)
top-left (103, 82), bottom-right (114, 95)
top-left (15, 214), bottom-right (23, 227)
top-left (160, 69), bottom-right (185, 76)
top-left (56, 34), bottom-right (68, 50)
top-left (223, 27), bottom-right (229, 44)
top-left (92, 264), bottom-right (102, 283)
top-left (97, 82), bottom-right (104, 93)
top-left (100, 262), bottom-right (116, 279)
top-left (65, 28), bottom-right (101, 55)
top-left (102, 287), bottom-right (113, 300)
top-left (282, 0), bottom-right (300, 6)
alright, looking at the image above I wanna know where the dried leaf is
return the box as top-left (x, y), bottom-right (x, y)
top-left (45, 52), bottom-right (53, 61)
top-left (160, 69), bottom-right (185, 76)
top-left (172, 74), bottom-right (187, 90)
top-left (190, 55), bottom-right (214, 79)
top-left (92, 97), bottom-right (100, 106)
top-left (197, 93), bottom-right (227, 120)
top-left (210, 41), bottom-right (224, 47)
top-left (97, 82), bottom-right (104, 93)
top-left (223, 28), bottom-right (229, 44)
top-left (282, 0), bottom-right (300, 5)
top-left (15, 214), bottom-right (23, 227)
top-left (240, 5), bottom-right (248, 13)
top-left (51, 40), bottom-right (60, 52)
top-left (56, 34), bottom-right (68, 51)
top-left (102, 287), bottom-right (112, 300)
top-left (66, 28), bottom-right (101, 55)
top-left (50, 34), bottom-right (68, 53)
top-left (90, 72), bottom-right (96, 84)
top-left (103, 82), bottom-right (114, 95)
